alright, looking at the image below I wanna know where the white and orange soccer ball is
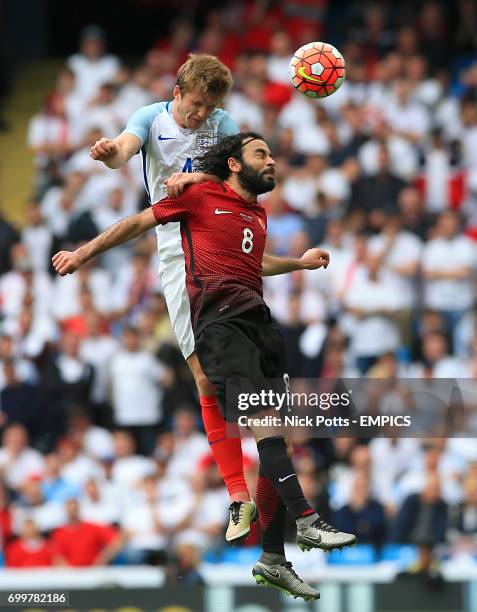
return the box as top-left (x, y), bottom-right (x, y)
top-left (289, 41), bottom-right (346, 99)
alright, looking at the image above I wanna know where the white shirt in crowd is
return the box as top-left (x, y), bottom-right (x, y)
top-left (368, 231), bottom-right (422, 308)
top-left (165, 433), bottom-right (210, 480)
top-left (111, 455), bottom-right (156, 488)
top-left (60, 453), bottom-right (104, 486)
top-left (175, 487), bottom-right (229, 548)
top-left (80, 334), bottom-right (119, 404)
top-left (109, 349), bottom-right (165, 426)
top-left (358, 135), bottom-right (418, 181)
top-left (384, 99), bottom-right (430, 139)
top-left (344, 272), bottom-right (401, 358)
top-left (397, 449), bottom-right (466, 505)
top-left (79, 484), bottom-right (122, 525)
top-left (51, 268), bottom-right (113, 320)
top-left (0, 270), bottom-right (52, 320)
top-left (21, 225), bottom-right (53, 272)
top-left (12, 501), bottom-right (66, 535)
top-left (67, 53), bottom-right (120, 104)
top-left (120, 493), bottom-right (167, 551)
top-left (422, 235), bottom-right (475, 311)
top-left (0, 447), bottom-right (45, 490)
top-left (81, 426), bottom-right (115, 461)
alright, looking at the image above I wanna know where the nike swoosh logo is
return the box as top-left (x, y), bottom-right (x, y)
top-left (158, 135), bottom-right (176, 141)
top-left (278, 473), bottom-right (296, 483)
top-left (215, 209), bottom-right (233, 215)
top-left (298, 67), bottom-right (324, 84)
top-left (262, 567), bottom-right (280, 579)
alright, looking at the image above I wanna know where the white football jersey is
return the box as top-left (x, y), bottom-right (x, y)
top-left (121, 100), bottom-right (238, 359)
top-left (123, 100), bottom-right (238, 260)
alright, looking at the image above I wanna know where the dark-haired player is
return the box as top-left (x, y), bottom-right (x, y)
top-left (53, 133), bottom-right (356, 601)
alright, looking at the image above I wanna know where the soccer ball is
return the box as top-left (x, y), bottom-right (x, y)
top-left (289, 42), bottom-right (346, 99)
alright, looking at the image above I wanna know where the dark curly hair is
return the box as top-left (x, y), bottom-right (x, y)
top-left (194, 132), bottom-right (265, 181)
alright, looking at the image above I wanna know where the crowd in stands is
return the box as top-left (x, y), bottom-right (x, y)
top-left (2, 0), bottom-right (477, 576)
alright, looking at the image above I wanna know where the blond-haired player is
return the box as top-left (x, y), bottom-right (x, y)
top-left (90, 54), bottom-right (322, 543)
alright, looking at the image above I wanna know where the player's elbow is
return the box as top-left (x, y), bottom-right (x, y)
top-left (137, 209), bottom-right (158, 233)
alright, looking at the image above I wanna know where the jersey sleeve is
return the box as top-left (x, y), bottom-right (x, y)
top-left (215, 109), bottom-right (240, 137)
top-left (151, 184), bottom-right (201, 224)
top-left (122, 102), bottom-right (165, 146)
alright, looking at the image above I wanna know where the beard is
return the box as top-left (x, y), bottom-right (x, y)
top-left (238, 161), bottom-right (275, 196)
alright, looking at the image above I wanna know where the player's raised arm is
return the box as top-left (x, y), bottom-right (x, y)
top-left (90, 132), bottom-right (141, 169)
top-left (91, 103), bottom-right (161, 169)
top-left (52, 208), bottom-right (157, 275)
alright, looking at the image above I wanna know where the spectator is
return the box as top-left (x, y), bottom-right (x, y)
top-left (448, 475), bottom-right (477, 553)
top-left (166, 542), bottom-right (204, 585)
top-left (0, 424), bottom-right (44, 493)
top-left (422, 211), bottom-right (475, 339)
top-left (41, 453), bottom-right (81, 503)
top-left (51, 257), bottom-right (113, 322)
top-left (79, 477), bottom-right (121, 526)
top-left (352, 144), bottom-right (406, 217)
top-left (333, 472), bottom-right (387, 548)
top-left (384, 79), bottom-right (430, 143)
top-left (67, 25), bottom-right (120, 105)
top-left (12, 476), bottom-right (65, 534)
top-left (164, 408), bottom-right (209, 480)
top-left (0, 359), bottom-right (42, 440)
top-left (27, 92), bottom-right (78, 185)
top-left (0, 242), bottom-right (52, 322)
top-left (368, 211), bottom-right (422, 345)
top-left (391, 473), bottom-right (448, 557)
top-left (7, 305), bottom-right (57, 363)
top-left (41, 331), bottom-right (94, 442)
top-left (0, 213), bottom-right (19, 275)
top-left (344, 255), bottom-right (401, 373)
top-left (267, 30), bottom-right (293, 85)
top-left (57, 436), bottom-right (104, 487)
top-left (109, 327), bottom-right (167, 452)
top-left (264, 184), bottom-right (306, 256)
top-left (397, 186), bottom-right (432, 241)
top-left (119, 474), bottom-right (168, 564)
top-left (409, 330), bottom-right (465, 379)
top-left (172, 464), bottom-right (229, 549)
top-left (398, 443), bottom-right (464, 507)
top-left (67, 407), bottom-right (115, 462)
top-left (110, 430), bottom-right (156, 488)
top-left (5, 518), bottom-right (57, 568)
top-left (52, 497), bottom-right (121, 566)
top-left (0, 335), bottom-right (38, 395)
top-left (79, 310), bottom-right (118, 420)
top-left (0, 482), bottom-right (12, 545)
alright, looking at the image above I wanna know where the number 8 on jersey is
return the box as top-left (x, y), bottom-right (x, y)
top-left (242, 228), bottom-right (254, 253)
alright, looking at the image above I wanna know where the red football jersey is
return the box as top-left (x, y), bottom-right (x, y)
top-left (152, 181), bottom-right (267, 333)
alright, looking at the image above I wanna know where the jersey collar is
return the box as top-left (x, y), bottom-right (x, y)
top-left (223, 181), bottom-right (258, 205)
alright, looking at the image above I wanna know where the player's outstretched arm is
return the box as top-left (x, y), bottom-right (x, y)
top-left (52, 208), bottom-right (157, 276)
top-left (261, 249), bottom-right (330, 276)
top-left (164, 172), bottom-right (221, 198)
top-left (90, 133), bottom-right (141, 169)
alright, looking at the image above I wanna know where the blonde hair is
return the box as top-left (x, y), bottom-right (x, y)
top-left (176, 54), bottom-right (233, 101)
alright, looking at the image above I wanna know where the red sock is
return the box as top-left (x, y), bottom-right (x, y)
top-left (200, 396), bottom-right (250, 499)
